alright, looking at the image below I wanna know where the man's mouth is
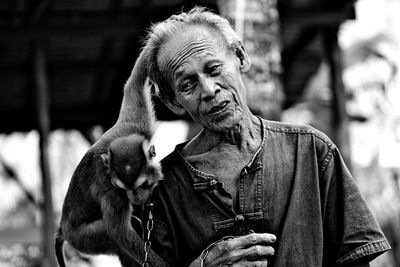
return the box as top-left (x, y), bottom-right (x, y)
top-left (208, 100), bottom-right (230, 114)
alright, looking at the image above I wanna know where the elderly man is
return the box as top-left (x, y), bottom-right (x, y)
top-left (141, 7), bottom-right (390, 267)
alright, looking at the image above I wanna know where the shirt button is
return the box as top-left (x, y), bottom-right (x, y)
top-left (235, 215), bottom-right (245, 224)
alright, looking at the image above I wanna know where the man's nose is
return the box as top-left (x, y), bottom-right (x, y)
top-left (199, 77), bottom-right (219, 102)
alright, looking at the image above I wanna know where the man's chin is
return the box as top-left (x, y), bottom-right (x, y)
top-left (205, 117), bottom-right (241, 132)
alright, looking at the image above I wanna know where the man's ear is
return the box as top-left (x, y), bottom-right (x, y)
top-left (234, 42), bottom-right (250, 73)
top-left (163, 98), bottom-right (186, 116)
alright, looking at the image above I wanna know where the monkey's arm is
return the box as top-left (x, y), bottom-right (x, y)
top-left (101, 193), bottom-right (170, 267)
top-left (65, 219), bottom-right (122, 255)
top-left (116, 44), bottom-right (154, 139)
top-left (60, 152), bottom-right (122, 256)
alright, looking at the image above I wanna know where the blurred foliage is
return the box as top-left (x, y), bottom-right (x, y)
top-left (0, 244), bottom-right (41, 267)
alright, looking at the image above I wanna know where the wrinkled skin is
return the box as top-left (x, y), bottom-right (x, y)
top-left (158, 25), bottom-right (248, 133)
top-left (158, 24), bottom-right (276, 266)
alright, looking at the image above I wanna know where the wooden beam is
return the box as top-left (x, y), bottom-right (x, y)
top-left (106, 0), bottom-right (154, 114)
top-left (1, 59), bottom-right (120, 72)
top-left (90, 0), bottom-right (152, 103)
top-left (0, 8), bottom-right (144, 22)
top-left (6, 0), bottom-right (21, 26)
top-left (88, 0), bottom-right (124, 98)
top-left (282, 27), bottom-right (318, 74)
top-left (322, 26), bottom-right (351, 168)
top-left (0, 44), bottom-right (5, 65)
top-left (90, 38), bottom-right (114, 102)
top-left (281, 8), bottom-right (355, 26)
top-left (0, 22), bottom-right (141, 40)
top-left (33, 40), bottom-right (57, 267)
top-left (27, 0), bottom-right (54, 24)
top-left (140, 0), bottom-right (152, 21)
top-left (0, 4), bottom-right (223, 40)
top-left (108, 0), bottom-right (125, 18)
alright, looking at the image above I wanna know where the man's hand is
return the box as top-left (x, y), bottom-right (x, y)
top-left (191, 233), bottom-right (276, 267)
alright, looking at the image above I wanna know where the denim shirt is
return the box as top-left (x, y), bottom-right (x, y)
top-left (150, 119), bottom-right (390, 266)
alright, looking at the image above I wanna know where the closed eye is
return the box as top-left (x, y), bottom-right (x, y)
top-left (181, 78), bottom-right (197, 92)
top-left (208, 64), bottom-right (222, 76)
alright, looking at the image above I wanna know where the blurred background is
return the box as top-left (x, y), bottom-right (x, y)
top-left (0, 0), bottom-right (399, 266)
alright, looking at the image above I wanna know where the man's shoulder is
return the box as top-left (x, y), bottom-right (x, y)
top-left (158, 142), bottom-right (193, 186)
top-left (159, 141), bottom-right (186, 167)
top-left (262, 119), bottom-right (336, 150)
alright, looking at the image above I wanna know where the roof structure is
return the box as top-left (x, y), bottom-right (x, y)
top-left (0, 0), bottom-right (218, 134)
top-left (0, 0), bottom-right (356, 134)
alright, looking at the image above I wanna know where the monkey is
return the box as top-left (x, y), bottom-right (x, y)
top-left (54, 44), bottom-right (169, 267)
top-left (55, 134), bottom-right (162, 267)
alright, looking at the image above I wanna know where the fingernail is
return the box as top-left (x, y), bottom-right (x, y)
top-left (271, 235), bottom-right (276, 242)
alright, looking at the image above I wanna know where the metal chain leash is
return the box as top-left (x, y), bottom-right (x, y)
top-left (142, 202), bottom-right (154, 267)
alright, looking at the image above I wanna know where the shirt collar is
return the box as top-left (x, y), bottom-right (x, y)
top-left (173, 117), bottom-right (266, 183)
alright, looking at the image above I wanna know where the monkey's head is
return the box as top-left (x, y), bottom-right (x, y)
top-left (100, 134), bottom-right (162, 205)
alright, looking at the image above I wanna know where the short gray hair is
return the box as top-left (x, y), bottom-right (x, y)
top-left (144, 7), bottom-right (242, 103)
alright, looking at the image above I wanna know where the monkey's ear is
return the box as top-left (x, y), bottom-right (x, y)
top-left (100, 153), bottom-right (111, 169)
top-left (142, 141), bottom-right (156, 160)
top-left (234, 41), bottom-right (250, 73)
top-left (148, 145), bottom-right (156, 159)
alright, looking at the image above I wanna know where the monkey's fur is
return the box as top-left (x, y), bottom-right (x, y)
top-left (55, 45), bottom-right (169, 267)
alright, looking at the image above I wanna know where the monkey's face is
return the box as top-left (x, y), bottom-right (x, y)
top-left (110, 151), bottom-right (162, 206)
top-left (128, 160), bottom-right (163, 205)
top-left (111, 149), bottom-right (146, 188)
top-left (101, 135), bottom-right (163, 205)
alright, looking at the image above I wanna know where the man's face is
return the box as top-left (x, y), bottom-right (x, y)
top-left (157, 25), bottom-right (248, 132)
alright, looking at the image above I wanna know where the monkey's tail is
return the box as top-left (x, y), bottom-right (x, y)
top-left (55, 227), bottom-right (66, 267)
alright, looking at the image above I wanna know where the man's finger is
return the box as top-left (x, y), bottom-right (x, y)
top-left (227, 245), bottom-right (275, 263)
top-left (205, 233), bottom-right (277, 265)
top-left (232, 233), bottom-right (277, 248)
top-left (245, 245), bottom-right (275, 259)
top-left (232, 260), bottom-right (268, 267)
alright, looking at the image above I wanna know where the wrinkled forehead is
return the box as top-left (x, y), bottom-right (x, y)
top-left (157, 25), bottom-right (228, 75)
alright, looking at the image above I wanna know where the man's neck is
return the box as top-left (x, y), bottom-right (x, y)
top-left (182, 114), bottom-right (262, 157)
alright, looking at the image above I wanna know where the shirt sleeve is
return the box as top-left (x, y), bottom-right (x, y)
top-left (321, 147), bottom-right (391, 266)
